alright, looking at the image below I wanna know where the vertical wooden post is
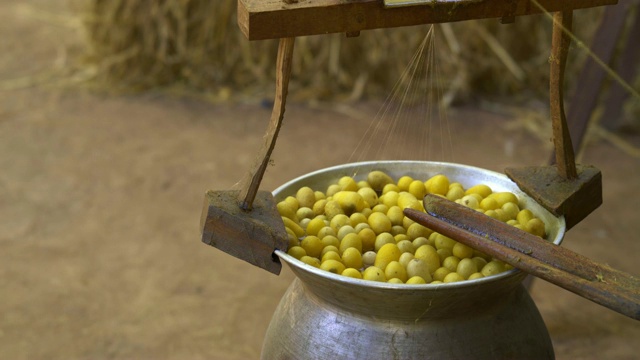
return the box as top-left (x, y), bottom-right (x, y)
top-left (550, 11), bottom-right (578, 179)
top-left (239, 38), bottom-right (296, 210)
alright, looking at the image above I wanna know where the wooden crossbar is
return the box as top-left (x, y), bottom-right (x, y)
top-left (238, 0), bottom-right (618, 40)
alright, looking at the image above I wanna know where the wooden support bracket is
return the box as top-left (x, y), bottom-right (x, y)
top-left (505, 165), bottom-right (602, 230)
top-left (505, 11), bottom-right (602, 230)
top-left (199, 38), bottom-right (295, 274)
top-left (201, 190), bottom-right (289, 274)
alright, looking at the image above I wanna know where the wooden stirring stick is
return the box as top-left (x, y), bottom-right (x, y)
top-left (404, 194), bottom-right (640, 320)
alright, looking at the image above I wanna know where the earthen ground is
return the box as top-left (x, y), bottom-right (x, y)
top-left (1, 1), bottom-right (639, 359)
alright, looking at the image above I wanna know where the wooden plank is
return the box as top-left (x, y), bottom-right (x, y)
top-left (238, 0), bottom-right (618, 40)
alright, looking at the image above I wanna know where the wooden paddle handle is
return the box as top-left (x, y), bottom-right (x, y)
top-left (404, 195), bottom-right (640, 320)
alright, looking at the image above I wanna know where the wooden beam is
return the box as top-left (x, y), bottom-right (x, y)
top-left (238, 0), bottom-right (618, 40)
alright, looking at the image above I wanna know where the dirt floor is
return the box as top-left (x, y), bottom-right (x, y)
top-left (1, 1), bottom-right (639, 359)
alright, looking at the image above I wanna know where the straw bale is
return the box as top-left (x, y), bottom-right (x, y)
top-left (82, 0), bottom-right (607, 104)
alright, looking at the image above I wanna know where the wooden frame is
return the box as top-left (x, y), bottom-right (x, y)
top-left (201, 0), bottom-right (614, 275)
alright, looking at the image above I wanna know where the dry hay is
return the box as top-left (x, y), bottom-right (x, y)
top-left (75, 0), bottom-right (640, 135)
top-left (81, 1), bottom-right (612, 102)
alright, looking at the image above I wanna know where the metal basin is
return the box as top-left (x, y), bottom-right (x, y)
top-left (262, 161), bottom-right (565, 359)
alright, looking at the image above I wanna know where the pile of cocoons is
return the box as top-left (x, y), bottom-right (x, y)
top-left (280, 170), bottom-right (547, 285)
